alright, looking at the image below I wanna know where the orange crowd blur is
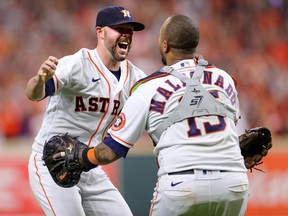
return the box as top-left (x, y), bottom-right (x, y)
top-left (0, 0), bottom-right (287, 140)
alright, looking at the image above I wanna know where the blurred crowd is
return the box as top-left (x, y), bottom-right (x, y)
top-left (0, 0), bottom-right (287, 140)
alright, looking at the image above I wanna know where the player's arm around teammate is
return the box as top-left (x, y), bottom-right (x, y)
top-left (74, 14), bottom-right (249, 216)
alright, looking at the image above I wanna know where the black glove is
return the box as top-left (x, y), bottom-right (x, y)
top-left (42, 133), bottom-right (96, 187)
top-left (239, 127), bottom-right (272, 172)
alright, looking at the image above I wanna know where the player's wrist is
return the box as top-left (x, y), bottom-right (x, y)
top-left (35, 74), bottom-right (46, 85)
top-left (81, 147), bottom-right (98, 172)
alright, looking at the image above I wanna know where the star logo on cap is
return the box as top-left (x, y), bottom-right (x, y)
top-left (120, 9), bottom-right (131, 18)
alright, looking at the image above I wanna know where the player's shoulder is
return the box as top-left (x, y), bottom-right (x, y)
top-left (206, 63), bottom-right (237, 86)
top-left (122, 59), bottom-right (146, 79)
top-left (124, 59), bottom-right (144, 72)
top-left (129, 70), bottom-right (169, 95)
top-left (59, 48), bottom-right (92, 62)
top-left (205, 63), bottom-right (231, 77)
top-left (57, 48), bottom-right (92, 75)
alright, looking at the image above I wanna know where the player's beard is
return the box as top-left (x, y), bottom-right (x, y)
top-left (108, 41), bottom-right (131, 62)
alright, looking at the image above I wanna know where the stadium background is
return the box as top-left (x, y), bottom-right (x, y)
top-left (0, 0), bottom-right (287, 215)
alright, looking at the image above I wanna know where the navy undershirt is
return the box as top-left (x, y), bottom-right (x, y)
top-left (110, 68), bottom-right (121, 81)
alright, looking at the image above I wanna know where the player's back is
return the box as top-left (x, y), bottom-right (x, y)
top-left (137, 59), bottom-right (246, 175)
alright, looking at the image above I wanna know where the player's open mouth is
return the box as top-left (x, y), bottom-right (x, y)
top-left (118, 42), bottom-right (128, 50)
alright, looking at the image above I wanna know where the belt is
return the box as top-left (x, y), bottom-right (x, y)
top-left (169, 169), bottom-right (195, 175)
top-left (168, 169), bottom-right (226, 175)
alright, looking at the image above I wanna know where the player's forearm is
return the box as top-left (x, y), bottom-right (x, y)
top-left (26, 75), bottom-right (46, 101)
top-left (81, 143), bottom-right (120, 171)
top-left (95, 143), bottom-right (121, 164)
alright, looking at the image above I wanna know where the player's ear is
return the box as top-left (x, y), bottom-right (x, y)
top-left (162, 40), bottom-right (170, 53)
top-left (95, 27), bottom-right (104, 38)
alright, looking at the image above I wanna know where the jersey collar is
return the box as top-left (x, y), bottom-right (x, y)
top-left (171, 59), bottom-right (197, 70)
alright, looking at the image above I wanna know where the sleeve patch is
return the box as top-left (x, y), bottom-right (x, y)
top-left (112, 113), bottom-right (126, 131)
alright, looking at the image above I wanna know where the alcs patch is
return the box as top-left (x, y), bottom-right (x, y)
top-left (112, 113), bottom-right (126, 131)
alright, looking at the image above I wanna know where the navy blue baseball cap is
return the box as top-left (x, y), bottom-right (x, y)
top-left (96, 6), bottom-right (145, 31)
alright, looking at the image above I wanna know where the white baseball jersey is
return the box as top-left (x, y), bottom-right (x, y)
top-left (107, 59), bottom-right (246, 176)
top-left (28, 48), bottom-right (146, 216)
top-left (32, 48), bottom-right (146, 153)
top-left (106, 59), bottom-right (249, 216)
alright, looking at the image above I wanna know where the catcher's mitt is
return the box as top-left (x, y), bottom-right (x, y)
top-left (42, 133), bottom-right (88, 188)
top-left (239, 127), bottom-right (272, 172)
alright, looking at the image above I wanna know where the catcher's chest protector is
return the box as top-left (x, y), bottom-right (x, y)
top-left (151, 59), bottom-right (237, 143)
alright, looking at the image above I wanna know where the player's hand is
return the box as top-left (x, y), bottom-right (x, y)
top-left (36, 56), bottom-right (58, 84)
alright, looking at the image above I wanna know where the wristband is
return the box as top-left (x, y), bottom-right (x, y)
top-left (82, 147), bottom-right (98, 172)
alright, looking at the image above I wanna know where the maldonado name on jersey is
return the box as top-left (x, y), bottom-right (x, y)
top-left (150, 70), bottom-right (237, 115)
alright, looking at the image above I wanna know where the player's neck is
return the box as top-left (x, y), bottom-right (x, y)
top-left (166, 53), bottom-right (195, 66)
top-left (96, 48), bottom-right (121, 71)
top-left (105, 59), bottom-right (121, 71)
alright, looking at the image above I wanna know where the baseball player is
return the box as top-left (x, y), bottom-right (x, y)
top-left (79, 15), bottom-right (249, 216)
top-left (26, 6), bottom-right (146, 216)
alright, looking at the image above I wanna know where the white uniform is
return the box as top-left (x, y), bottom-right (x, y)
top-left (28, 48), bottom-right (146, 216)
top-left (107, 59), bottom-right (248, 216)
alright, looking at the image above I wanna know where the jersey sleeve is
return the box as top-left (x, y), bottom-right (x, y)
top-left (108, 88), bottom-right (151, 148)
top-left (42, 58), bottom-right (73, 99)
top-left (42, 57), bottom-right (74, 98)
top-left (103, 135), bottom-right (130, 158)
top-left (52, 57), bottom-right (74, 92)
